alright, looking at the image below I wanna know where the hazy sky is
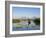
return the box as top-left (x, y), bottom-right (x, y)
top-left (12, 7), bottom-right (40, 19)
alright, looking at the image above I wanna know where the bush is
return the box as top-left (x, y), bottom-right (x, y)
top-left (33, 18), bottom-right (40, 25)
top-left (12, 19), bottom-right (20, 23)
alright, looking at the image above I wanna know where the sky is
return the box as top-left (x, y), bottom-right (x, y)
top-left (12, 7), bottom-right (40, 19)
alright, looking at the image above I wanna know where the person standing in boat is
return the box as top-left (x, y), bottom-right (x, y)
top-left (27, 18), bottom-right (31, 29)
top-left (28, 19), bottom-right (31, 25)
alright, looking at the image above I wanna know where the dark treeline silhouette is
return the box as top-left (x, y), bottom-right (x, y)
top-left (33, 18), bottom-right (40, 25)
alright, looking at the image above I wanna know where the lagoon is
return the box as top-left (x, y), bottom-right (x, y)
top-left (12, 21), bottom-right (40, 31)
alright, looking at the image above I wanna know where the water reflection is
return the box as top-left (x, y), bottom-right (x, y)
top-left (12, 21), bottom-right (40, 31)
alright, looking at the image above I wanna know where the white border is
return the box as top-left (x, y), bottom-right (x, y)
top-left (10, 4), bottom-right (43, 34)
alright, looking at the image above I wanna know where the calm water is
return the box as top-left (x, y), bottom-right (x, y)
top-left (12, 21), bottom-right (40, 31)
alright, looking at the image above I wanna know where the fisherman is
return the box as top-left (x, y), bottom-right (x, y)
top-left (27, 19), bottom-right (31, 30)
top-left (28, 19), bottom-right (31, 25)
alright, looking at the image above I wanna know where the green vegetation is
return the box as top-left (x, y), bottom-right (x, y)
top-left (28, 19), bottom-right (31, 22)
top-left (12, 19), bottom-right (31, 23)
top-left (12, 19), bottom-right (20, 23)
top-left (33, 18), bottom-right (40, 25)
